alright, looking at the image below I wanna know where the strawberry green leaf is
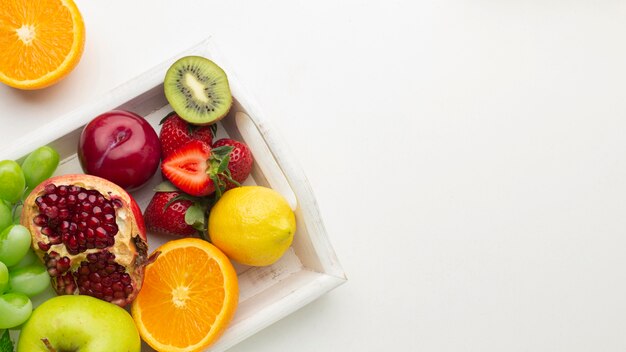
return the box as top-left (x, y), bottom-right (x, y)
top-left (184, 204), bottom-right (206, 231)
top-left (217, 154), bottom-right (231, 173)
top-left (153, 181), bottom-right (180, 193)
top-left (159, 111), bottom-right (178, 125)
top-left (162, 193), bottom-right (200, 212)
top-left (0, 330), bottom-right (14, 352)
top-left (209, 124), bottom-right (218, 138)
top-left (211, 145), bottom-right (234, 159)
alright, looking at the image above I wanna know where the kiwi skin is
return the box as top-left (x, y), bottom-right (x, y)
top-left (164, 56), bottom-right (233, 126)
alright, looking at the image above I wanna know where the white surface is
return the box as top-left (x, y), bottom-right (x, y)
top-left (2, 1), bottom-right (626, 351)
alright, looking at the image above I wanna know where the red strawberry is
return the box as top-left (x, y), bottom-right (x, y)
top-left (162, 140), bottom-right (249, 198)
top-left (143, 191), bottom-right (198, 237)
top-left (161, 140), bottom-right (213, 196)
top-left (159, 112), bottom-right (216, 158)
top-left (213, 138), bottom-right (254, 189)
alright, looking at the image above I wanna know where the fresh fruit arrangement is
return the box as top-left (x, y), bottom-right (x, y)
top-left (0, 55), bottom-right (298, 352)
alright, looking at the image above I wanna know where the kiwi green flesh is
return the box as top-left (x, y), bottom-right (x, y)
top-left (164, 56), bottom-right (233, 126)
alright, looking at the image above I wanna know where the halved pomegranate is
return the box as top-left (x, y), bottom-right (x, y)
top-left (21, 174), bottom-right (148, 307)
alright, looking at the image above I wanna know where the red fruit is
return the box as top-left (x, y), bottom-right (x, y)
top-left (212, 138), bottom-right (253, 190)
top-left (159, 112), bottom-right (215, 158)
top-left (144, 191), bottom-right (199, 238)
top-left (21, 174), bottom-right (148, 307)
top-left (161, 141), bottom-right (213, 196)
top-left (78, 110), bottom-right (162, 190)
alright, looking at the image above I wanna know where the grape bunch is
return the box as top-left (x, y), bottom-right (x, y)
top-left (0, 146), bottom-right (59, 329)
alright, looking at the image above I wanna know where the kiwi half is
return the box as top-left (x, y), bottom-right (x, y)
top-left (164, 56), bottom-right (233, 125)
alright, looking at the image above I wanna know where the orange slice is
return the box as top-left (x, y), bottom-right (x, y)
top-left (0, 0), bottom-right (85, 90)
top-left (131, 238), bottom-right (239, 352)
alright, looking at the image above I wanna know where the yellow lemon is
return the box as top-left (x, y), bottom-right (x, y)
top-left (208, 186), bottom-right (296, 266)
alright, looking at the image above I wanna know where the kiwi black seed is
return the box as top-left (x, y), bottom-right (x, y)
top-left (164, 56), bottom-right (233, 125)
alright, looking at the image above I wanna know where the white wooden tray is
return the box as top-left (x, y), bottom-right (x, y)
top-left (5, 38), bottom-right (346, 352)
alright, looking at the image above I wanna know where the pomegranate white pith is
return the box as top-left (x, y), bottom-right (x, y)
top-left (21, 174), bottom-right (148, 307)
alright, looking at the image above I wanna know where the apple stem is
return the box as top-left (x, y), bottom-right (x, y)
top-left (41, 338), bottom-right (57, 352)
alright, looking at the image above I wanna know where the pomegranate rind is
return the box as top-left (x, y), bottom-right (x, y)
top-left (21, 174), bottom-right (148, 306)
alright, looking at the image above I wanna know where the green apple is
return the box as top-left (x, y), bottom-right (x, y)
top-left (17, 295), bottom-right (140, 352)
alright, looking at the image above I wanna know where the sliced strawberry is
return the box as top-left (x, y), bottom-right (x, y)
top-left (213, 138), bottom-right (254, 190)
top-left (159, 112), bottom-right (216, 158)
top-left (162, 139), bottom-right (250, 198)
top-left (161, 140), bottom-right (213, 196)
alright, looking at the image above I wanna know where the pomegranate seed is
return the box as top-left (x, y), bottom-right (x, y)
top-left (95, 227), bottom-right (107, 238)
top-left (58, 208), bottom-right (70, 219)
top-left (68, 237), bottom-right (78, 249)
top-left (77, 192), bottom-right (88, 201)
top-left (81, 203), bottom-right (93, 212)
top-left (49, 236), bottom-right (62, 245)
top-left (112, 282), bottom-right (123, 291)
top-left (60, 221), bottom-right (70, 231)
top-left (44, 184), bottom-right (56, 194)
top-left (102, 277), bottom-right (112, 287)
top-left (44, 206), bottom-right (58, 218)
top-left (33, 214), bottom-right (48, 226)
top-left (89, 272), bottom-right (101, 283)
top-left (104, 223), bottom-right (118, 234)
top-left (88, 217), bottom-right (100, 228)
top-left (45, 194), bottom-right (59, 205)
top-left (77, 232), bottom-right (86, 245)
top-left (57, 257), bottom-right (71, 272)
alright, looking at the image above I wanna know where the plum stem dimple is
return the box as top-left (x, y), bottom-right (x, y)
top-left (16, 24), bottom-right (36, 45)
top-left (93, 130), bottom-right (128, 170)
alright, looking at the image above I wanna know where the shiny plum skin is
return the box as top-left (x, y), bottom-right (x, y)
top-left (78, 110), bottom-right (161, 190)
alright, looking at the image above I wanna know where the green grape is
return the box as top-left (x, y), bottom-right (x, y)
top-left (0, 292), bottom-right (32, 329)
top-left (0, 160), bottom-right (25, 204)
top-left (0, 225), bottom-right (31, 267)
top-left (21, 146), bottom-right (59, 190)
top-left (0, 202), bottom-right (11, 233)
top-left (0, 262), bottom-right (7, 293)
top-left (8, 249), bottom-right (38, 271)
top-left (8, 264), bottom-right (49, 297)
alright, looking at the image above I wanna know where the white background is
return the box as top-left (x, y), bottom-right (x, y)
top-left (2, 0), bottom-right (626, 351)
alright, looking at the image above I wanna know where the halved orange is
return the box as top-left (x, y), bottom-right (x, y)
top-left (0, 0), bottom-right (86, 90)
top-left (131, 238), bottom-right (239, 352)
